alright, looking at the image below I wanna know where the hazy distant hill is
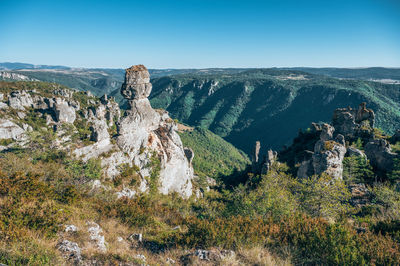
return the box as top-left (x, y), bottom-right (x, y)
top-left (285, 67), bottom-right (400, 83)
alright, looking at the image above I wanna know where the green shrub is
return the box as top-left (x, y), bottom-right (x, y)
top-left (0, 172), bottom-right (64, 239)
top-left (65, 158), bottom-right (102, 180)
top-left (296, 174), bottom-right (353, 219)
top-left (225, 164), bottom-right (297, 219)
top-left (0, 240), bottom-right (62, 265)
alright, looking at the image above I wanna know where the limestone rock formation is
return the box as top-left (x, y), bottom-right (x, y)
top-left (0, 119), bottom-right (25, 140)
top-left (252, 141), bottom-right (261, 164)
top-left (115, 65), bottom-right (194, 197)
top-left (1, 78), bottom-right (193, 197)
top-left (261, 149), bottom-right (278, 174)
top-left (90, 119), bottom-right (109, 142)
top-left (8, 90), bottom-right (34, 110)
top-left (57, 240), bottom-right (82, 264)
top-left (297, 123), bottom-right (347, 179)
top-left (364, 139), bottom-right (397, 173)
top-left (332, 102), bottom-right (374, 140)
top-left (120, 65), bottom-right (152, 100)
top-left (53, 98), bottom-right (77, 123)
top-left (288, 103), bottom-right (399, 178)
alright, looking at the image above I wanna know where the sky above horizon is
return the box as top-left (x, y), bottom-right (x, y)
top-left (0, 0), bottom-right (399, 69)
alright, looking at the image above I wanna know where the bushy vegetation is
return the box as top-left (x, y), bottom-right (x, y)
top-left (1, 80), bottom-right (400, 265)
top-left (1, 146), bottom-right (400, 264)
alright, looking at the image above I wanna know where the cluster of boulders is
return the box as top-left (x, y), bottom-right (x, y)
top-left (280, 103), bottom-right (399, 180)
top-left (255, 103), bottom-right (398, 180)
top-left (297, 123), bottom-right (347, 179)
top-left (0, 87), bottom-right (82, 149)
top-left (0, 64), bottom-right (195, 198)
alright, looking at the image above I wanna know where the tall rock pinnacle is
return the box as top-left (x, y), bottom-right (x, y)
top-left (114, 64), bottom-right (194, 198)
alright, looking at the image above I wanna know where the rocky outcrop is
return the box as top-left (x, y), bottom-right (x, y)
top-left (90, 119), bottom-right (109, 142)
top-left (0, 119), bottom-right (25, 140)
top-left (298, 124), bottom-right (347, 179)
top-left (8, 90), bottom-right (34, 110)
top-left (346, 147), bottom-right (366, 158)
top-left (57, 240), bottom-right (82, 264)
top-left (364, 139), bottom-right (397, 173)
top-left (76, 65), bottom-right (194, 197)
top-left (53, 98), bottom-right (76, 123)
top-left (115, 65), bottom-right (194, 197)
top-left (121, 65), bottom-right (152, 100)
top-left (252, 141), bottom-right (261, 164)
top-left (287, 103), bottom-right (399, 179)
top-left (251, 141), bottom-right (278, 174)
top-left (87, 222), bottom-right (107, 252)
top-left (332, 103), bottom-right (374, 141)
top-left (261, 149), bottom-right (278, 174)
top-left (1, 78), bottom-right (193, 197)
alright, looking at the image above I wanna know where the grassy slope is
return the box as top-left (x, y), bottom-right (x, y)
top-left (179, 127), bottom-right (250, 180)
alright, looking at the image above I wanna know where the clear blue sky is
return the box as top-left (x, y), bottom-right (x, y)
top-left (0, 0), bottom-right (399, 68)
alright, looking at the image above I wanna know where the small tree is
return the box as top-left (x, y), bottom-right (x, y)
top-left (343, 156), bottom-right (374, 184)
top-left (297, 174), bottom-right (353, 219)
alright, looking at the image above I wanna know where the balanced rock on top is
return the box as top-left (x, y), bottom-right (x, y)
top-left (121, 64), bottom-right (152, 100)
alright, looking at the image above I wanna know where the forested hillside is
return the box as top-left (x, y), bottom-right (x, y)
top-left (149, 69), bottom-right (400, 154)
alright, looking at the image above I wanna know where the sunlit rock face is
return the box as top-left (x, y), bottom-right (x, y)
top-left (73, 65), bottom-right (194, 198)
top-left (115, 65), bottom-right (194, 197)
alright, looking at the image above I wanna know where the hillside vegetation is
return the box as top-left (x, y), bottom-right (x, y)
top-left (149, 69), bottom-right (400, 154)
top-left (178, 127), bottom-right (250, 180)
top-left (0, 81), bottom-right (400, 265)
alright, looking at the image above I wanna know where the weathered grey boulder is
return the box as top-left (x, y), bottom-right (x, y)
top-left (90, 119), bottom-right (109, 142)
top-left (8, 90), bottom-right (33, 110)
top-left (87, 222), bottom-right (107, 252)
top-left (65, 224), bottom-right (78, 233)
top-left (53, 98), bottom-right (76, 123)
top-left (92, 95), bottom-right (121, 126)
top-left (120, 65), bottom-right (152, 100)
top-left (261, 149), bottom-right (278, 174)
top-left (312, 134), bottom-right (347, 180)
top-left (252, 141), bottom-right (261, 164)
top-left (0, 119), bottom-right (25, 140)
top-left (298, 124), bottom-right (346, 179)
top-left (57, 240), bottom-right (82, 263)
top-left (0, 102), bottom-right (8, 109)
top-left (332, 103), bottom-right (374, 140)
top-left (364, 139), bottom-right (397, 173)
